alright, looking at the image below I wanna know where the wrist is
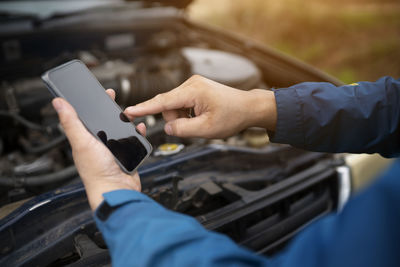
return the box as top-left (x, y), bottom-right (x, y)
top-left (247, 89), bottom-right (277, 131)
top-left (82, 174), bottom-right (141, 210)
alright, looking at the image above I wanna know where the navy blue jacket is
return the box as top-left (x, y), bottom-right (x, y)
top-left (94, 76), bottom-right (400, 267)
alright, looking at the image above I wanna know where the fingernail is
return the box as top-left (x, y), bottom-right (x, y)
top-left (165, 124), bottom-right (173, 135)
top-left (52, 99), bottom-right (63, 112)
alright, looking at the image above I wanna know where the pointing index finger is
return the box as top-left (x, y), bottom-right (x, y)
top-left (124, 88), bottom-right (192, 117)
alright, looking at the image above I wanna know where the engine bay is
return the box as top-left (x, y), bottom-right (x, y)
top-left (0, 11), bottom-right (272, 206)
top-left (0, 3), bottom-right (346, 265)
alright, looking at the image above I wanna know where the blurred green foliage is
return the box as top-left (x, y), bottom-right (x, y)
top-left (189, 0), bottom-right (400, 83)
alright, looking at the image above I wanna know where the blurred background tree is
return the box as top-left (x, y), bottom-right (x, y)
top-left (188, 0), bottom-right (400, 83)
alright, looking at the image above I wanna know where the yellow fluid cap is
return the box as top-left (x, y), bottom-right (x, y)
top-left (154, 143), bottom-right (184, 156)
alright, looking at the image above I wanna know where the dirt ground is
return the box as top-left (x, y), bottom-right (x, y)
top-left (188, 0), bottom-right (400, 83)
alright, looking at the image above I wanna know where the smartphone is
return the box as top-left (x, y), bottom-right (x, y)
top-left (42, 59), bottom-right (152, 174)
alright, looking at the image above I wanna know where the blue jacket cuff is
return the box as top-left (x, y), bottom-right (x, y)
top-left (94, 189), bottom-right (153, 221)
top-left (102, 189), bottom-right (153, 207)
top-left (270, 87), bottom-right (304, 147)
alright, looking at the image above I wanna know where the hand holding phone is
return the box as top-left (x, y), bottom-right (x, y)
top-left (51, 95), bottom-right (143, 210)
top-left (42, 60), bottom-right (152, 174)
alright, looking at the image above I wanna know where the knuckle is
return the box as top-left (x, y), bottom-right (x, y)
top-left (190, 74), bottom-right (202, 81)
top-left (180, 75), bottom-right (205, 95)
top-left (187, 75), bottom-right (203, 85)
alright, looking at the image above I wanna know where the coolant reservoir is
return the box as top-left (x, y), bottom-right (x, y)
top-left (182, 47), bottom-right (262, 90)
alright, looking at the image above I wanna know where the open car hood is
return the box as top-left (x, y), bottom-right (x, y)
top-left (128, 0), bottom-right (193, 9)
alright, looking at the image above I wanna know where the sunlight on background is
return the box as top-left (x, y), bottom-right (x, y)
top-left (188, 0), bottom-right (400, 83)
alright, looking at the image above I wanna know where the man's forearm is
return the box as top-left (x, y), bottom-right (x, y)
top-left (269, 76), bottom-right (400, 157)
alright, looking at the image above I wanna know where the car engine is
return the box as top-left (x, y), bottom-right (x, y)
top-left (0, 2), bottom-right (349, 266)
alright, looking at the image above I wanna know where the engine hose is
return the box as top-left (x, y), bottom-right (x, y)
top-left (20, 135), bottom-right (67, 154)
top-left (0, 110), bottom-right (45, 131)
top-left (0, 165), bottom-right (78, 187)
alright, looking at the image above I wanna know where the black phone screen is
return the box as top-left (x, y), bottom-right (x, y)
top-left (42, 60), bottom-right (152, 173)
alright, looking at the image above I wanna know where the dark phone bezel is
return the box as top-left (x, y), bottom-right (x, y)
top-left (41, 59), bottom-right (152, 174)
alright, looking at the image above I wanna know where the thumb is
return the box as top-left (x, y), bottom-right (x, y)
top-left (165, 116), bottom-right (209, 138)
top-left (52, 98), bottom-right (95, 150)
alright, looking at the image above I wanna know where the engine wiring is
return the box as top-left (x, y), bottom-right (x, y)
top-left (0, 110), bottom-right (46, 132)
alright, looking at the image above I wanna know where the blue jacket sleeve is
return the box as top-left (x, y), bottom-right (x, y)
top-left (94, 190), bottom-right (271, 267)
top-left (270, 76), bottom-right (400, 157)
